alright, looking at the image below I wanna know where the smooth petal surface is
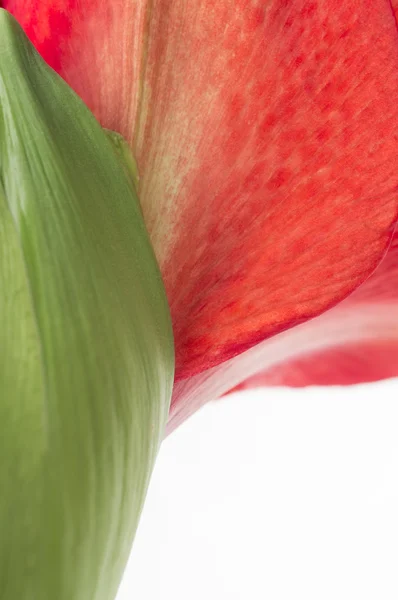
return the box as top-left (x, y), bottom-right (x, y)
top-left (5, 1), bottom-right (398, 384)
top-left (0, 12), bottom-right (174, 599)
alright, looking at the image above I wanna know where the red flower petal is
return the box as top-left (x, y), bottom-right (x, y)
top-left (242, 342), bottom-right (398, 387)
top-left (2, 0), bottom-right (146, 136)
top-left (134, 1), bottom-right (398, 381)
top-left (168, 234), bottom-right (398, 433)
top-left (227, 233), bottom-right (398, 391)
top-left (5, 1), bottom-right (398, 384)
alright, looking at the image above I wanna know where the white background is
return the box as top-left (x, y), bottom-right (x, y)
top-left (117, 381), bottom-right (398, 600)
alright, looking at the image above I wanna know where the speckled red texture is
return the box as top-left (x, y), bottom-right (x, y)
top-left (125, 0), bottom-right (398, 381)
top-left (228, 232), bottom-right (398, 391)
top-left (4, 1), bottom-right (398, 394)
top-left (169, 234), bottom-right (398, 432)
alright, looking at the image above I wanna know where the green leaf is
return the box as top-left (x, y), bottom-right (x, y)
top-left (0, 9), bottom-right (174, 600)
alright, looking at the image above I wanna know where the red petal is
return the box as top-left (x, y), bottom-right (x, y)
top-left (5, 1), bottom-right (398, 384)
top-left (135, 1), bottom-right (398, 381)
top-left (239, 342), bottom-right (398, 387)
top-left (168, 234), bottom-right (398, 433)
top-left (228, 233), bottom-right (398, 391)
top-left (2, 0), bottom-right (147, 137)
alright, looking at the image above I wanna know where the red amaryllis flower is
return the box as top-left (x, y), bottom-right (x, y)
top-left (5, 0), bottom-right (398, 434)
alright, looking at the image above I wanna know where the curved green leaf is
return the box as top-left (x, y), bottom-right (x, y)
top-left (0, 10), bottom-right (174, 600)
